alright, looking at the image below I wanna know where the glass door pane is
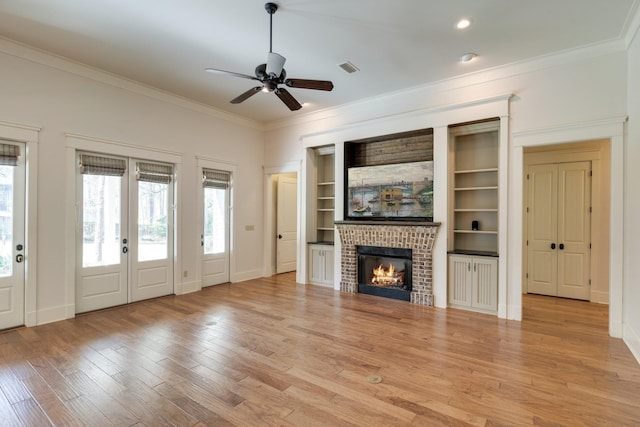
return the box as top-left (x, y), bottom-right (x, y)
top-left (0, 166), bottom-right (13, 277)
top-left (82, 174), bottom-right (121, 267)
top-left (137, 181), bottom-right (168, 262)
top-left (204, 187), bottom-right (226, 255)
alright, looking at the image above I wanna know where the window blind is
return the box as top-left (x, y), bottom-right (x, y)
top-left (79, 154), bottom-right (126, 176)
top-left (0, 142), bottom-right (20, 166)
top-left (136, 162), bottom-right (173, 183)
top-left (203, 168), bottom-right (230, 189)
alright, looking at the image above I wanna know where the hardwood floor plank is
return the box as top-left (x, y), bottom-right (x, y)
top-left (0, 274), bottom-right (639, 426)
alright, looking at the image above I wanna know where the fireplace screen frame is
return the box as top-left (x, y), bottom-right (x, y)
top-left (356, 245), bottom-right (413, 301)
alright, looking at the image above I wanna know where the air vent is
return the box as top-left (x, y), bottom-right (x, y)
top-left (339, 61), bottom-right (359, 74)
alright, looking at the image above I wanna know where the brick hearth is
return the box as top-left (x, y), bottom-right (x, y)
top-left (335, 221), bottom-right (440, 305)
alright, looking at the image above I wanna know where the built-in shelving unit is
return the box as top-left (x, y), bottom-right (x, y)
top-left (448, 119), bottom-right (500, 314)
top-left (449, 121), bottom-right (500, 255)
top-left (314, 146), bottom-right (335, 243)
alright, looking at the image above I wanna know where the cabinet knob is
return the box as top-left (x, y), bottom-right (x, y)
top-left (551, 243), bottom-right (556, 250)
top-left (559, 243), bottom-right (564, 250)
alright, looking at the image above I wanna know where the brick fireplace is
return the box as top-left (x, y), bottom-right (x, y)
top-left (335, 221), bottom-right (440, 305)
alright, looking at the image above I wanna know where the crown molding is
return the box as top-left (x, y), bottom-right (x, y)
top-left (265, 38), bottom-right (627, 133)
top-left (625, 0), bottom-right (640, 48)
top-left (0, 36), bottom-right (263, 131)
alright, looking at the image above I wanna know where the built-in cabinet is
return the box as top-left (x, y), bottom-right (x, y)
top-left (308, 244), bottom-right (334, 286)
top-left (448, 120), bottom-right (500, 314)
top-left (308, 145), bottom-right (335, 286)
top-left (448, 255), bottom-right (498, 313)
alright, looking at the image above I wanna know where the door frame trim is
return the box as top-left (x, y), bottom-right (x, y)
top-left (512, 116), bottom-right (626, 337)
top-left (0, 120), bottom-right (39, 327)
top-left (66, 133), bottom-right (182, 318)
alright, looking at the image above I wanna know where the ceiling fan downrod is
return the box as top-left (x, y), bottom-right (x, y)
top-left (265, 2), bottom-right (277, 54)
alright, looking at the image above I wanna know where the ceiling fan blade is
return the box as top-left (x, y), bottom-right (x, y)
top-left (205, 68), bottom-right (260, 82)
top-left (230, 86), bottom-right (262, 104)
top-left (266, 52), bottom-right (286, 77)
top-left (285, 78), bottom-right (334, 91)
top-left (275, 88), bottom-right (302, 111)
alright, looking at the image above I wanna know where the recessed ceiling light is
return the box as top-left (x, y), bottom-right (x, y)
top-left (456, 18), bottom-right (471, 29)
top-left (460, 53), bottom-right (477, 63)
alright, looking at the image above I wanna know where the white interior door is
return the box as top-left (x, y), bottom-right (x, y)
top-left (527, 161), bottom-right (591, 300)
top-left (527, 164), bottom-right (559, 296)
top-left (276, 175), bottom-right (297, 274)
top-left (0, 142), bottom-right (25, 329)
top-left (557, 162), bottom-right (591, 300)
top-left (201, 168), bottom-right (230, 287)
top-left (77, 155), bottom-right (174, 313)
top-left (76, 154), bottom-right (128, 313)
top-left (130, 160), bottom-right (174, 301)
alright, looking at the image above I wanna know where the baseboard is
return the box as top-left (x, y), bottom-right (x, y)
top-left (25, 310), bottom-right (37, 327)
top-left (231, 269), bottom-right (263, 283)
top-left (590, 290), bottom-right (609, 304)
top-left (176, 280), bottom-right (200, 295)
top-left (36, 304), bottom-right (70, 326)
top-left (623, 323), bottom-right (640, 365)
top-left (506, 304), bottom-right (522, 321)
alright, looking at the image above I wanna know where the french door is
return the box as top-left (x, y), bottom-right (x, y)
top-left (0, 142), bottom-right (25, 329)
top-left (76, 153), bottom-right (174, 313)
top-left (201, 168), bottom-right (230, 286)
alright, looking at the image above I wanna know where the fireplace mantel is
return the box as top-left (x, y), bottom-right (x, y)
top-left (336, 222), bottom-right (440, 306)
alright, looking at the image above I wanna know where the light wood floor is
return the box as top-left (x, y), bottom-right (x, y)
top-left (1, 273), bottom-right (639, 426)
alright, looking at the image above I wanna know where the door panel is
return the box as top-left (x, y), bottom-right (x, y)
top-left (130, 168), bottom-right (173, 302)
top-left (77, 164), bottom-right (128, 314)
top-left (202, 180), bottom-right (229, 287)
top-left (557, 162), bottom-right (591, 300)
top-left (527, 164), bottom-right (558, 296)
top-left (0, 150), bottom-right (26, 330)
top-left (276, 175), bottom-right (297, 274)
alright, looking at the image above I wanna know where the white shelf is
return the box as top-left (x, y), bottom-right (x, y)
top-left (455, 168), bottom-right (498, 174)
top-left (317, 196), bottom-right (335, 200)
top-left (454, 208), bottom-right (498, 212)
top-left (454, 230), bottom-right (498, 234)
top-left (318, 227), bottom-right (335, 231)
top-left (317, 208), bottom-right (334, 212)
top-left (318, 181), bottom-right (335, 186)
top-left (454, 186), bottom-right (498, 191)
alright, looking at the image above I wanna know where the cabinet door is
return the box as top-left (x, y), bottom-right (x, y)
top-left (322, 246), bottom-right (334, 285)
top-left (309, 246), bottom-right (324, 284)
top-left (471, 257), bottom-right (498, 311)
top-left (448, 255), bottom-right (472, 306)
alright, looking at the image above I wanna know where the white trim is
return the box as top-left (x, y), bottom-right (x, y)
top-left (512, 117), bottom-right (626, 337)
top-left (0, 121), bottom-right (39, 327)
top-left (624, 1), bottom-right (640, 49)
top-left (66, 133), bottom-right (183, 164)
top-left (34, 305), bottom-right (68, 327)
top-left (231, 268), bottom-right (263, 283)
top-left (432, 126), bottom-right (448, 308)
top-left (0, 37), bottom-right (261, 131)
top-left (263, 161), bottom-right (303, 282)
top-left (266, 39), bottom-right (623, 131)
top-left (623, 323), bottom-right (640, 364)
top-left (195, 157), bottom-right (238, 292)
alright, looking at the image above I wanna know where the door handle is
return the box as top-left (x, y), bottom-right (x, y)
top-left (559, 243), bottom-right (564, 250)
top-left (122, 247), bottom-right (128, 254)
top-left (551, 243), bottom-right (556, 250)
top-left (201, 234), bottom-right (204, 247)
top-left (16, 254), bottom-right (24, 263)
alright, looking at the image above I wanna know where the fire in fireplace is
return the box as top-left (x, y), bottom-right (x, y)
top-left (357, 245), bottom-right (412, 301)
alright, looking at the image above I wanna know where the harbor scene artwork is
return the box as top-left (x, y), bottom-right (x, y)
top-left (347, 160), bottom-right (433, 220)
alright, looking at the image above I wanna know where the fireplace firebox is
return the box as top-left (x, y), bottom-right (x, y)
top-left (357, 245), bottom-right (412, 301)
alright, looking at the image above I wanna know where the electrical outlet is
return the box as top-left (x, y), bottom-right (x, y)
top-left (183, 270), bottom-right (188, 278)
top-left (245, 225), bottom-right (255, 231)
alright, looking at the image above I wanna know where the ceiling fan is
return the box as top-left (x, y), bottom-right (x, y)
top-left (205, 2), bottom-right (334, 111)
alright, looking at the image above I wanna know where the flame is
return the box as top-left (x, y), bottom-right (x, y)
top-left (371, 263), bottom-right (402, 286)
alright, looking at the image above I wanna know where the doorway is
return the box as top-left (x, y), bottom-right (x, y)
top-left (75, 153), bottom-right (175, 313)
top-left (201, 167), bottom-right (231, 286)
top-left (276, 174), bottom-right (297, 274)
top-left (523, 140), bottom-right (610, 303)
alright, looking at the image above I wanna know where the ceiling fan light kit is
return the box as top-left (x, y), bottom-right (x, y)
top-left (205, 2), bottom-right (334, 111)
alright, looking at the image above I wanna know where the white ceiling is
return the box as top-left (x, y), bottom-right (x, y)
top-left (0, 0), bottom-right (637, 124)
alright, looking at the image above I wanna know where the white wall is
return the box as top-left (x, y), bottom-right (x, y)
top-left (264, 44), bottom-right (630, 331)
top-left (0, 42), bottom-right (264, 325)
top-left (624, 25), bottom-right (640, 360)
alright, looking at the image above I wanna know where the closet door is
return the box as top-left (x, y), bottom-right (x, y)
top-left (527, 162), bottom-right (591, 300)
top-left (557, 162), bottom-right (591, 300)
top-left (527, 164), bottom-right (559, 296)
